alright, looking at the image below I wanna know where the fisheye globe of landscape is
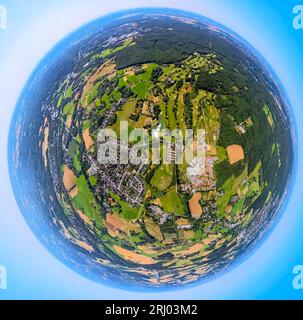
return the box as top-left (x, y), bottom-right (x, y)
top-left (9, 8), bottom-right (294, 289)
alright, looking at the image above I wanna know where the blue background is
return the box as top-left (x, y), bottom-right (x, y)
top-left (0, 0), bottom-right (303, 299)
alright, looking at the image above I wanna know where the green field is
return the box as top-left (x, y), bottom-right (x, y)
top-left (159, 188), bottom-right (187, 216)
top-left (150, 164), bottom-right (174, 191)
top-left (110, 192), bottom-right (141, 220)
top-left (63, 102), bottom-right (75, 116)
top-left (93, 38), bottom-right (135, 60)
top-left (72, 175), bottom-right (103, 227)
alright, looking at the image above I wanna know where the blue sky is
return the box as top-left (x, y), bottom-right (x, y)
top-left (0, 0), bottom-right (303, 299)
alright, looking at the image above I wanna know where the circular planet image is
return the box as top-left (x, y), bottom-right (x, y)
top-left (8, 8), bottom-right (294, 289)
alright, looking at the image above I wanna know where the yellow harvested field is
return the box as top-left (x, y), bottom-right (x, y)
top-left (42, 119), bottom-right (49, 168)
top-left (151, 198), bottom-right (162, 206)
top-left (183, 230), bottom-right (195, 239)
top-left (144, 189), bottom-right (152, 199)
top-left (188, 192), bottom-right (203, 219)
top-left (75, 239), bottom-right (94, 253)
top-left (126, 220), bottom-right (142, 233)
top-left (209, 145), bottom-right (217, 156)
top-left (188, 243), bottom-right (204, 253)
top-left (107, 228), bottom-right (119, 238)
top-left (105, 213), bottom-right (126, 232)
top-left (137, 245), bottom-right (159, 255)
top-left (83, 128), bottom-right (94, 150)
top-left (66, 114), bottom-right (73, 129)
top-left (174, 243), bottom-right (204, 257)
top-left (202, 234), bottom-right (220, 245)
top-left (81, 60), bottom-right (116, 106)
top-left (77, 210), bottom-right (92, 226)
top-left (69, 186), bottom-right (79, 198)
top-left (176, 218), bottom-right (190, 226)
top-left (226, 144), bottom-right (244, 165)
top-left (142, 101), bottom-right (150, 115)
top-left (63, 165), bottom-right (76, 191)
top-left (114, 245), bottom-right (157, 265)
top-left (145, 217), bottom-right (163, 241)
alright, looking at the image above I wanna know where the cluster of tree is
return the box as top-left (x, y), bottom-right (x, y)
top-left (184, 93), bottom-right (193, 128)
top-left (151, 66), bottom-right (163, 81)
